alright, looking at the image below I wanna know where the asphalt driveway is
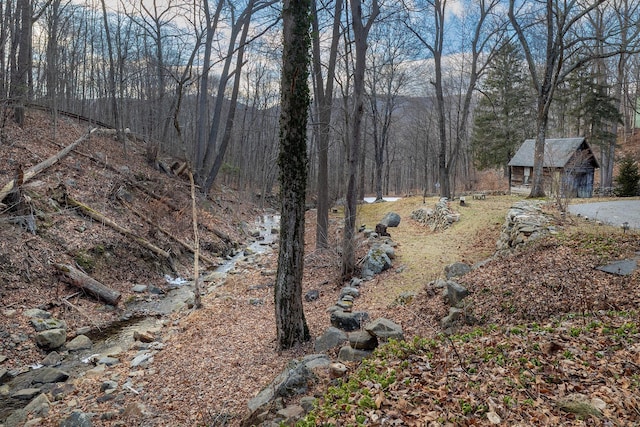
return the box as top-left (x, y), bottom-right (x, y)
top-left (568, 200), bottom-right (640, 229)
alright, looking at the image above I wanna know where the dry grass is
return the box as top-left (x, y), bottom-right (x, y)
top-left (352, 195), bottom-right (520, 306)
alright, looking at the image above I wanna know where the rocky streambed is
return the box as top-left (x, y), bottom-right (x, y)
top-left (0, 214), bottom-right (281, 426)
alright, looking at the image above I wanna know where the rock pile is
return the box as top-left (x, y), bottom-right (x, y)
top-left (496, 201), bottom-right (557, 251)
top-left (424, 262), bottom-right (477, 335)
top-left (411, 198), bottom-right (460, 231)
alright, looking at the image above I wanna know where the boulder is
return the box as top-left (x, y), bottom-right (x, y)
top-left (381, 212), bottom-right (401, 227)
top-left (248, 359), bottom-right (316, 413)
top-left (361, 247), bottom-right (392, 278)
top-left (444, 281), bottom-right (469, 307)
top-left (30, 317), bottom-right (67, 332)
top-left (340, 287), bottom-right (360, 299)
top-left (330, 310), bottom-right (369, 332)
top-left (445, 262), bottom-right (471, 279)
top-left (66, 335), bottom-right (93, 351)
top-left (32, 367), bottom-right (69, 384)
top-left (348, 331), bottom-right (378, 350)
top-left (365, 318), bottom-right (404, 341)
top-left (34, 328), bottom-right (67, 350)
top-left (59, 410), bottom-right (94, 427)
top-left (338, 345), bottom-right (372, 362)
top-left (304, 290), bottom-right (320, 302)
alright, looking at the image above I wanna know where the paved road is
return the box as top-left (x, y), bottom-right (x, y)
top-left (568, 200), bottom-right (640, 229)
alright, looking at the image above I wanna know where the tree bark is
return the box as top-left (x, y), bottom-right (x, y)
top-left (274, 0), bottom-right (312, 350)
top-left (54, 263), bottom-right (122, 306)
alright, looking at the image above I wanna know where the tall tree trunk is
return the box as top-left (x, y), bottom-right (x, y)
top-left (311, 0), bottom-right (342, 249)
top-left (11, 0), bottom-right (32, 127)
top-left (275, 0), bottom-right (311, 350)
top-left (100, 0), bottom-right (124, 148)
top-left (341, 0), bottom-right (379, 279)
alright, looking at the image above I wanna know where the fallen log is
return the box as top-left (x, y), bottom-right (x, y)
top-left (0, 128), bottom-right (98, 208)
top-left (53, 184), bottom-right (175, 271)
top-left (116, 193), bottom-right (219, 267)
top-left (54, 263), bottom-right (122, 306)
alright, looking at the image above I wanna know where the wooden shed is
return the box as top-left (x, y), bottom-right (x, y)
top-left (508, 137), bottom-right (600, 198)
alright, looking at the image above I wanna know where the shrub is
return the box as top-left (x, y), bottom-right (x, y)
top-left (614, 156), bottom-right (640, 196)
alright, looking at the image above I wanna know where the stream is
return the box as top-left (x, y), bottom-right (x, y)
top-left (0, 213), bottom-right (280, 421)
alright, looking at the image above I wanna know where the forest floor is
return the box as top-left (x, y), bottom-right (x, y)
top-left (0, 110), bottom-right (639, 426)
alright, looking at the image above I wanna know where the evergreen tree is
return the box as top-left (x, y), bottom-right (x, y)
top-left (564, 70), bottom-right (622, 149)
top-left (471, 42), bottom-right (533, 173)
top-left (615, 156), bottom-right (640, 197)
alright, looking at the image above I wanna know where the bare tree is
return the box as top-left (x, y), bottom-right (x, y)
top-left (404, 0), bottom-right (503, 198)
top-left (508, 0), bottom-right (610, 198)
top-left (275, 0), bottom-right (311, 350)
top-left (311, 0), bottom-right (343, 249)
top-left (341, 0), bottom-right (379, 279)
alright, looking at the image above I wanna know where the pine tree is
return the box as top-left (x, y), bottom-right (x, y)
top-left (471, 42), bottom-right (533, 173)
top-left (615, 156), bottom-right (640, 197)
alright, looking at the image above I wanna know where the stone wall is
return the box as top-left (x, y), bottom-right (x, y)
top-left (410, 198), bottom-right (460, 231)
top-left (496, 201), bottom-right (557, 251)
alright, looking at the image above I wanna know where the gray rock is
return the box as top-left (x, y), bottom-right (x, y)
top-left (11, 388), bottom-right (42, 400)
top-left (300, 396), bottom-right (316, 413)
top-left (341, 294), bottom-right (355, 302)
top-left (393, 291), bottom-right (415, 306)
top-left (98, 356), bottom-right (120, 366)
top-left (445, 262), bottom-right (471, 279)
top-left (30, 317), bottom-right (66, 332)
top-left (33, 367), bottom-right (69, 384)
top-left (379, 243), bottom-right (396, 259)
top-left (444, 281), bottom-right (469, 307)
top-left (101, 380), bottom-right (118, 392)
top-left (335, 300), bottom-right (353, 311)
top-left (131, 284), bottom-right (147, 293)
top-left (277, 404), bottom-right (305, 421)
top-left (340, 287), bottom-right (360, 299)
top-left (130, 351), bottom-right (153, 367)
top-left (60, 410), bottom-right (94, 427)
top-left (42, 351), bottom-right (62, 367)
top-left (24, 393), bottom-right (51, 417)
top-left (338, 345), bottom-right (372, 362)
top-left (0, 368), bottom-right (11, 384)
top-left (330, 310), bottom-right (369, 332)
top-left (349, 278), bottom-right (364, 287)
top-left (381, 212), bottom-right (401, 227)
top-left (361, 247), bottom-right (392, 277)
top-left (66, 335), bottom-right (93, 351)
top-left (314, 327), bottom-right (347, 353)
top-left (441, 307), bottom-right (475, 331)
top-left (348, 330), bottom-right (378, 350)
top-left (249, 298), bottom-right (264, 306)
top-left (303, 354), bottom-right (331, 370)
top-left (23, 308), bottom-right (51, 319)
top-left (34, 328), bottom-right (67, 350)
top-left (304, 290), bottom-right (320, 302)
top-left (248, 359), bottom-right (316, 412)
top-left (4, 408), bottom-right (27, 427)
top-left (365, 318), bottom-right (404, 341)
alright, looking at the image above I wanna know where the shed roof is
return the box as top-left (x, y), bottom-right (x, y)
top-left (508, 137), bottom-right (599, 168)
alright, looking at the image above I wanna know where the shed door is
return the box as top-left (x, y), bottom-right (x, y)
top-left (576, 172), bottom-right (594, 198)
